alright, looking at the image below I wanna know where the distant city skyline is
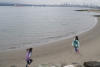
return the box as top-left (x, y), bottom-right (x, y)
top-left (0, 0), bottom-right (100, 6)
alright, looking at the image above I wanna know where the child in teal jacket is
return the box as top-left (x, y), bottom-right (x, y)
top-left (72, 36), bottom-right (80, 53)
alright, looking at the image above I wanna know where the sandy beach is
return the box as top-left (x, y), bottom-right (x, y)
top-left (0, 12), bottom-right (100, 67)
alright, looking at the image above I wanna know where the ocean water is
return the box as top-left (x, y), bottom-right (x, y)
top-left (0, 6), bottom-right (97, 52)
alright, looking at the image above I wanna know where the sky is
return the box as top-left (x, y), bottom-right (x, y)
top-left (0, 0), bottom-right (100, 6)
top-left (0, 0), bottom-right (66, 4)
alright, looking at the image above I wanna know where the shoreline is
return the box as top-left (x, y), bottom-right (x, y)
top-left (0, 13), bottom-right (100, 67)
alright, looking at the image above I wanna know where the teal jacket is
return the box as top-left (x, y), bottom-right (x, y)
top-left (72, 40), bottom-right (80, 48)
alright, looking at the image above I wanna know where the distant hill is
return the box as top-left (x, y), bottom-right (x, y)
top-left (0, 2), bottom-right (14, 6)
top-left (0, 2), bottom-right (64, 7)
top-left (0, 2), bottom-right (33, 6)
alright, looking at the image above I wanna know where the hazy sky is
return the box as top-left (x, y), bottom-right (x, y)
top-left (0, 0), bottom-right (100, 5)
top-left (0, 0), bottom-right (66, 4)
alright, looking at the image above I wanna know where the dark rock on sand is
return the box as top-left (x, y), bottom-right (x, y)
top-left (84, 61), bottom-right (100, 67)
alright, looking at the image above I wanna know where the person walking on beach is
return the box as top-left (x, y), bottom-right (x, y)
top-left (72, 36), bottom-right (80, 53)
top-left (25, 48), bottom-right (33, 67)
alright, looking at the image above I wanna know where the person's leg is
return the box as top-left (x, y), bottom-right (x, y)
top-left (26, 64), bottom-right (28, 67)
top-left (26, 60), bottom-right (30, 67)
top-left (29, 59), bottom-right (33, 64)
top-left (75, 47), bottom-right (79, 53)
top-left (77, 48), bottom-right (79, 53)
top-left (26, 62), bottom-right (28, 67)
top-left (75, 47), bottom-right (78, 53)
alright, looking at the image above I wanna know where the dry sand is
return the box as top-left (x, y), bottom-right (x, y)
top-left (0, 12), bottom-right (100, 67)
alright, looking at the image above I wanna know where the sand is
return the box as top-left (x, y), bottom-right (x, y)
top-left (0, 12), bottom-right (100, 67)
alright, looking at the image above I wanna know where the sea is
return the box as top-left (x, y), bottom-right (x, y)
top-left (0, 6), bottom-right (98, 52)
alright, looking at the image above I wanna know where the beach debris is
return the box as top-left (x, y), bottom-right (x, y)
top-left (84, 61), bottom-right (100, 67)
